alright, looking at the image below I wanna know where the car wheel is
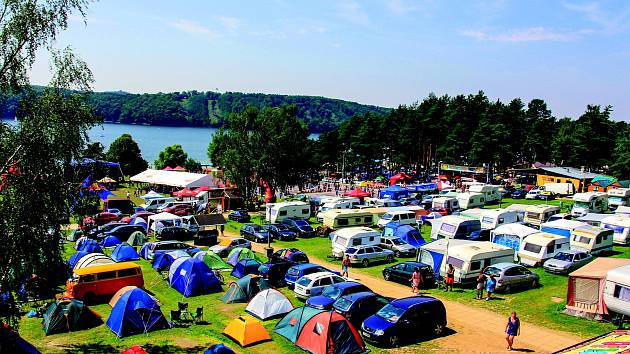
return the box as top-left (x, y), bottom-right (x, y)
top-left (386, 255), bottom-right (394, 263)
top-left (433, 322), bottom-right (445, 337)
top-left (394, 251), bottom-right (401, 258)
top-left (389, 335), bottom-right (399, 348)
top-left (362, 259), bottom-right (369, 267)
top-left (384, 271), bottom-right (391, 281)
top-left (531, 279), bottom-right (539, 288)
top-left (504, 285), bottom-right (512, 294)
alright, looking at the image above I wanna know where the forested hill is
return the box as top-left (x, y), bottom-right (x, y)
top-left (0, 88), bottom-right (391, 132)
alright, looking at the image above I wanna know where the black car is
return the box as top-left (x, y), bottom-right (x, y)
top-left (382, 261), bottom-right (435, 288)
top-left (511, 189), bottom-right (527, 199)
top-left (87, 222), bottom-right (126, 239)
top-left (333, 291), bottom-right (391, 329)
top-left (270, 248), bottom-right (309, 264)
top-left (259, 260), bottom-right (294, 287)
top-left (281, 218), bottom-right (316, 237)
top-left (240, 224), bottom-right (270, 243)
top-left (228, 210), bottom-right (251, 222)
top-left (267, 224), bottom-right (297, 241)
top-left (156, 226), bottom-right (194, 241)
top-left (103, 225), bottom-right (146, 240)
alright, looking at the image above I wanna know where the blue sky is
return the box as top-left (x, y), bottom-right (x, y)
top-left (30, 0), bottom-right (630, 121)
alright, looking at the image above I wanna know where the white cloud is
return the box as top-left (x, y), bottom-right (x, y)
top-left (216, 16), bottom-right (241, 31)
top-left (168, 19), bottom-right (216, 40)
top-left (337, 0), bottom-right (370, 26)
top-left (562, 1), bottom-right (630, 34)
top-left (459, 27), bottom-right (576, 42)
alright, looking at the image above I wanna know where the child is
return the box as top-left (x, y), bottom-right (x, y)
top-left (486, 274), bottom-right (497, 300)
top-left (476, 273), bottom-right (486, 300)
top-left (445, 264), bottom-right (455, 292)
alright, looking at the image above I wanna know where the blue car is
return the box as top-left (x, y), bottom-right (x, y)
top-left (361, 296), bottom-right (447, 347)
top-left (281, 218), bottom-right (316, 237)
top-left (333, 291), bottom-right (391, 329)
top-left (284, 263), bottom-right (339, 289)
top-left (511, 189), bottom-right (527, 199)
top-left (228, 210), bottom-right (251, 222)
top-left (305, 281), bottom-right (372, 310)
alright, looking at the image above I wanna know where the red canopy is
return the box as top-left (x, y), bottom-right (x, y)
top-left (173, 187), bottom-right (197, 197)
top-left (195, 185), bottom-right (214, 192)
top-left (162, 166), bottom-right (173, 171)
top-left (172, 166), bottom-right (186, 171)
top-left (389, 172), bottom-right (413, 186)
top-left (344, 188), bottom-right (370, 198)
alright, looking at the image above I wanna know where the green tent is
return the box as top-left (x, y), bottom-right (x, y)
top-left (226, 247), bottom-right (266, 266)
top-left (274, 306), bottom-right (325, 343)
top-left (194, 250), bottom-right (230, 270)
top-left (127, 231), bottom-right (146, 246)
top-left (42, 299), bottom-right (102, 335)
top-left (221, 275), bottom-right (269, 303)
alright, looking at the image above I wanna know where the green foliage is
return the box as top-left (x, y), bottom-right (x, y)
top-left (106, 134), bottom-right (147, 176)
top-left (83, 141), bottom-right (105, 160)
top-left (183, 157), bottom-right (202, 173)
top-left (610, 124), bottom-right (630, 179)
top-left (154, 144), bottom-right (188, 170)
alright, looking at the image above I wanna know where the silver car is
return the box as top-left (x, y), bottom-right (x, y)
top-left (344, 245), bottom-right (395, 267)
top-left (380, 236), bottom-right (416, 257)
top-left (543, 250), bottom-right (593, 274)
top-left (483, 263), bottom-right (540, 293)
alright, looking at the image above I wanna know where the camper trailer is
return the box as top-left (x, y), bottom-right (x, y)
top-left (431, 197), bottom-right (460, 214)
top-left (523, 205), bottom-right (560, 228)
top-left (456, 192), bottom-right (485, 209)
top-left (603, 264), bottom-right (630, 325)
top-left (322, 209), bottom-right (375, 230)
top-left (614, 206), bottom-right (630, 216)
top-left (491, 223), bottom-right (539, 261)
top-left (141, 197), bottom-right (175, 212)
top-left (468, 184), bottom-right (501, 203)
top-left (433, 215), bottom-right (482, 240)
top-left (601, 215), bottom-right (630, 245)
top-left (330, 227), bottom-right (380, 258)
top-left (518, 232), bottom-right (570, 267)
top-left (607, 188), bottom-right (630, 210)
top-left (571, 192), bottom-right (609, 217)
top-left (364, 198), bottom-right (403, 208)
top-left (576, 213), bottom-right (611, 227)
top-left (570, 225), bottom-right (614, 255)
top-left (417, 239), bottom-right (476, 275)
top-left (316, 200), bottom-right (354, 222)
top-left (266, 202), bottom-right (311, 223)
top-left (376, 210), bottom-right (418, 228)
top-left (542, 183), bottom-right (575, 196)
top-left (505, 204), bottom-right (529, 221)
top-left (460, 208), bottom-right (519, 230)
top-left (540, 219), bottom-right (588, 238)
top-left (441, 242), bottom-right (515, 284)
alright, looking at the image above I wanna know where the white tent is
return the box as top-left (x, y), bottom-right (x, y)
top-left (74, 253), bottom-right (114, 270)
top-left (245, 289), bottom-right (294, 320)
top-left (147, 212), bottom-right (183, 232)
top-left (130, 169), bottom-right (216, 188)
top-left (139, 191), bottom-right (164, 200)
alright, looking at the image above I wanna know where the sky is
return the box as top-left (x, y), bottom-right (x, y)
top-left (30, 0), bottom-right (630, 121)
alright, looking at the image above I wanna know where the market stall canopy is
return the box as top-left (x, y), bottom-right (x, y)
top-left (130, 169), bottom-right (217, 188)
top-left (173, 187), bottom-right (197, 197)
top-left (344, 188), bottom-right (370, 198)
top-left (389, 172), bottom-right (413, 186)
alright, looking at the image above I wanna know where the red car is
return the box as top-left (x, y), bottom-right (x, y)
top-left (164, 204), bottom-right (193, 216)
top-left (93, 212), bottom-right (122, 226)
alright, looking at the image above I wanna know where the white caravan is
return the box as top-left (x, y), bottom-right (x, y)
top-left (518, 232), bottom-right (570, 267)
top-left (265, 201), bottom-right (311, 223)
top-left (571, 192), bottom-right (609, 217)
top-left (442, 242), bottom-right (514, 284)
top-left (456, 192), bottom-right (485, 209)
top-left (523, 205), bottom-right (560, 228)
top-left (603, 264), bottom-right (630, 322)
top-left (330, 227), bottom-right (381, 258)
top-left (608, 188), bottom-right (630, 210)
top-left (601, 215), bottom-right (630, 245)
top-left (468, 184), bottom-right (501, 203)
top-left (570, 225), bottom-right (614, 255)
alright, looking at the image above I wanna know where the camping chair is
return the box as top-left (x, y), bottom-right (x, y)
top-left (191, 306), bottom-right (203, 324)
top-left (178, 301), bottom-right (189, 321)
top-left (170, 310), bottom-right (184, 327)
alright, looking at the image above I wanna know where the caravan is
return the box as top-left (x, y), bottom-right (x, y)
top-left (316, 200), bottom-right (354, 221)
top-left (518, 233), bottom-right (570, 267)
top-left (431, 197), bottom-right (460, 214)
top-left (603, 264), bottom-right (630, 324)
top-left (523, 205), bottom-right (560, 228)
top-left (542, 183), bottom-right (575, 196)
top-left (576, 213), bottom-right (610, 227)
top-left (266, 202), bottom-right (311, 224)
top-left (462, 208), bottom-right (519, 230)
top-left (571, 192), bottom-right (609, 217)
top-left (468, 184), bottom-right (501, 203)
top-left (570, 225), bottom-right (614, 255)
top-left (456, 192), bottom-right (485, 209)
top-left (417, 239), bottom-right (476, 276)
top-left (505, 204), bottom-right (529, 221)
top-left (322, 209), bottom-right (374, 230)
top-left (331, 227), bottom-right (381, 258)
top-left (540, 219), bottom-right (588, 238)
top-left (601, 215), bottom-right (630, 245)
top-left (441, 242), bottom-right (515, 284)
top-left (433, 215), bottom-right (482, 240)
top-left (607, 188), bottom-right (630, 210)
top-left (141, 197), bottom-right (175, 212)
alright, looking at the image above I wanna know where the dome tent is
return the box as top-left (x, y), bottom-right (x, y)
top-left (295, 311), bottom-right (366, 354)
top-left (127, 231), bottom-right (146, 246)
top-left (67, 251), bottom-right (89, 269)
top-left (226, 248), bottom-right (263, 266)
top-left (73, 253), bottom-right (114, 270)
top-left (139, 242), bottom-right (154, 259)
top-left (245, 289), bottom-right (293, 320)
top-left (274, 306), bottom-right (324, 343)
top-left (111, 243), bottom-right (140, 262)
top-left (204, 343), bottom-right (235, 354)
top-left (194, 251), bottom-right (230, 270)
top-left (153, 250), bottom-right (190, 272)
top-left (106, 287), bottom-right (170, 337)
top-left (231, 258), bottom-right (261, 279)
top-left (222, 315), bottom-right (271, 347)
top-left (168, 258), bottom-right (222, 297)
top-left (77, 238), bottom-right (103, 254)
top-left (100, 235), bottom-right (122, 248)
top-left (221, 275), bottom-right (269, 303)
top-left (42, 299), bottom-right (102, 335)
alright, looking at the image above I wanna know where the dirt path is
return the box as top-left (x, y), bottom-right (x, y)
top-left (236, 236), bottom-right (582, 353)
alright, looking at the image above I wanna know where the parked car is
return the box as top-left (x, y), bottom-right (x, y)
top-left (510, 189), bottom-right (527, 199)
top-left (284, 263), bottom-right (339, 289)
top-left (147, 241), bottom-right (201, 260)
top-left (361, 296), bottom-right (447, 347)
top-left (106, 208), bottom-right (122, 217)
top-left (266, 223), bottom-right (298, 241)
top-left (333, 292), bottom-right (391, 329)
top-left (86, 222), bottom-right (126, 238)
top-left (240, 224), bottom-right (270, 243)
top-left (281, 218), bottom-right (316, 237)
top-left (344, 245), bottom-right (395, 267)
top-left (228, 210), bottom-right (251, 222)
top-left (542, 250), bottom-right (593, 274)
top-left (525, 189), bottom-right (541, 200)
top-left (104, 225), bottom-right (146, 240)
top-left (380, 236), bottom-right (417, 257)
top-left (164, 204), bottom-right (194, 216)
top-left (537, 191), bottom-right (556, 201)
top-left (155, 226), bottom-right (194, 241)
top-left (209, 237), bottom-right (251, 257)
top-left (382, 261), bottom-right (435, 288)
top-left (429, 207), bottom-right (449, 216)
top-left (132, 211), bottom-right (154, 221)
top-left (305, 281), bottom-right (372, 310)
top-left (93, 212), bottom-right (121, 226)
top-left (259, 260), bottom-right (295, 287)
top-left (499, 187), bottom-right (515, 198)
top-left (270, 248), bottom-right (309, 264)
top-left (293, 271), bottom-right (348, 299)
top-left (483, 263), bottom-right (540, 293)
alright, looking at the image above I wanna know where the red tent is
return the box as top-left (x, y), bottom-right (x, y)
top-left (172, 166), bottom-right (186, 171)
top-left (344, 188), bottom-right (370, 198)
top-left (389, 172), bottom-right (413, 186)
top-left (295, 311), bottom-right (366, 354)
top-left (173, 187), bottom-right (197, 197)
top-left (162, 166), bottom-right (173, 171)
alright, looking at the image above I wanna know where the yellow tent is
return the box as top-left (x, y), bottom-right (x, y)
top-left (222, 315), bottom-right (271, 347)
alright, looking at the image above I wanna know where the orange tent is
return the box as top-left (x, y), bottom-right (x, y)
top-left (223, 315), bottom-right (271, 347)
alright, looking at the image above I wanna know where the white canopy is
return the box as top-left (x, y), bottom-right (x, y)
top-left (147, 212), bottom-right (183, 231)
top-left (140, 191), bottom-right (164, 200)
top-left (130, 169), bottom-right (216, 188)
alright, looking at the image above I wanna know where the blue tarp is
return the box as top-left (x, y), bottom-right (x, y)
top-left (67, 251), bottom-right (89, 269)
top-left (379, 185), bottom-right (410, 200)
top-left (77, 239), bottom-right (103, 254)
top-left (106, 287), bottom-right (169, 338)
top-left (168, 258), bottom-right (222, 297)
top-left (424, 250), bottom-right (444, 276)
top-left (539, 226), bottom-right (571, 237)
top-left (405, 183), bottom-right (438, 192)
top-left (204, 344), bottom-right (235, 354)
top-left (152, 250), bottom-right (190, 271)
top-left (139, 242), bottom-right (154, 259)
top-left (383, 222), bottom-right (426, 248)
top-left (231, 258), bottom-right (261, 279)
top-left (111, 243), bottom-right (140, 262)
top-left (100, 235), bottom-right (122, 248)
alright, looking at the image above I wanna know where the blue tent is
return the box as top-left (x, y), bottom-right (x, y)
top-left (131, 217), bottom-right (148, 228)
top-left (139, 242), bottom-right (154, 259)
top-left (204, 344), bottom-right (235, 354)
top-left (152, 250), bottom-right (190, 271)
top-left (77, 239), bottom-right (103, 254)
top-left (169, 258), bottom-right (222, 297)
top-left (384, 222), bottom-right (426, 248)
top-left (379, 185), bottom-right (410, 200)
top-left (100, 235), bottom-right (122, 248)
top-left (106, 287), bottom-right (170, 338)
top-left (230, 258), bottom-right (261, 279)
top-left (67, 251), bottom-right (89, 269)
top-left (111, 243), bottom-right (140, 262)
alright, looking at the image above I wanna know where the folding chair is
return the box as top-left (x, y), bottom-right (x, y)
top-left (170, 310), bottom-right (183, 327)
top-left (178, 301), bottom-right (189, 321)
top-left (191, 307), bottom-right (203, 324)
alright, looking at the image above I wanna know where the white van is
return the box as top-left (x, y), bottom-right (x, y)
top-left (456, 192), bottom-right (485, 209)
top-left (442, 242), bottom-right (515, 284)
top-left (434, 215), bottom-right (481, 240)
top-left (518, 232), bottom-right (570, 267)
top-left (364, 198), bottom-right (403, 208)
top-left (601, 215), bottom-right (630, 245)
top-left (469, 184), bottom-right (501, 203)
top-left (603, 264), bottom-right (630, 321)
top-left (570, 225), bottom-right (614, 255)
top-left (142, 197), bottom-right (175, 212)
top-left (523, 205), bottom-right (560, 228)
top-left (317, 201), bottom-right (353, 222)
top-left (571, 192), bottom-right (609, 217)
top-left (322, 209), bottom-right (374, 230)
top-left (431, 197), bottom-right (460, 213)
top-left (542, 183), bottom-right (575, 196)
top-left (266, 201), bottom-right (311, 223)
top-left (330, 227), bottom-right (380, 258)
top-left (608, 188), bottom-right (630, 210)
top-left (376, 210), bottom-right (417, 228)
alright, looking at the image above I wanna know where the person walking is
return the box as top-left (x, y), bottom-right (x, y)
top-left (486, 274), bottom-right (497, 300)
top-left (505, 311), bottom-right (521, 350)
top-left (410, 267), bottom-right (422, 294)
top-left (341, 255), bottom-right (350, 277)
top-left (126, 191), bottom-right (130, 199)
top-left (476, 273), bottom-right (486, 300)
top-left (445, 264), bottom-right (455, 292)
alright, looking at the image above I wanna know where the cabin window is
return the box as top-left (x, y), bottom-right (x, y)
top-left (523, 243), bottom-right (542, 253)
top-left (364, 217), bottom-right (372, 223)
top-left (498, 218), bottom-right (504, 224)
top-left (279, 211), bottom-right (287, 216)
top-left (613, 285), bottom-right (630, 302)
top-left (302, 209), bottom-right (309, 214)
top-left (118, 268), bottom-right (138, 277)
top-left (577, 236), bottom-right (590, 244)
top-left (98, 271), bottom-right (117, 280)
top-left (556, 244), bottom-right (563, 250)
top-left (355, 218), bottom-right (361, 223)
top-left (79, 274), bottom-right (95, 283)
top-left (470, 261), bottom-right (481, 271)
top-left (369, 236), bottom-right (375, 241)
top-left (480, 198), bottom-right (485, 202)
top-left (352, 238), bottom-right (362, 246)
top-left (595, 236), bottom-right (602, 244)
top-left (337, 218), bottom-right (349, 226)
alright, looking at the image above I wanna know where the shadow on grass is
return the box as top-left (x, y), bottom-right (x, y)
top-left (369, 327), bottom-right (458, 349)
top-left (62, 342), bottom-right (207, 353)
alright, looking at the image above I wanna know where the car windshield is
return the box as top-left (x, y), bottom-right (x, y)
top-left (297, 277), bottom-right (312, 286)
top-left (382, 213), bottom-right (393, 220)
top-left (275, 224), bottom-right (289, 231)
top-left (287, 267), bottom-right (300, 276)
top-left (376, 304), bottom-right (405, 323)
top-left (294, 220), bottom-right (308, 226)
top-left (333, 297), bottom-right (354, 312)
top-left (553, 252), bottom-right (574, 261)
top-left (391, 238), bottom-right (406, 245)
top-left (574, 201), bottom-right (590, 208)
top-left (322, 286), bottom-right (344, 299)
top-left (252, 225), bottom-right (264, 232)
